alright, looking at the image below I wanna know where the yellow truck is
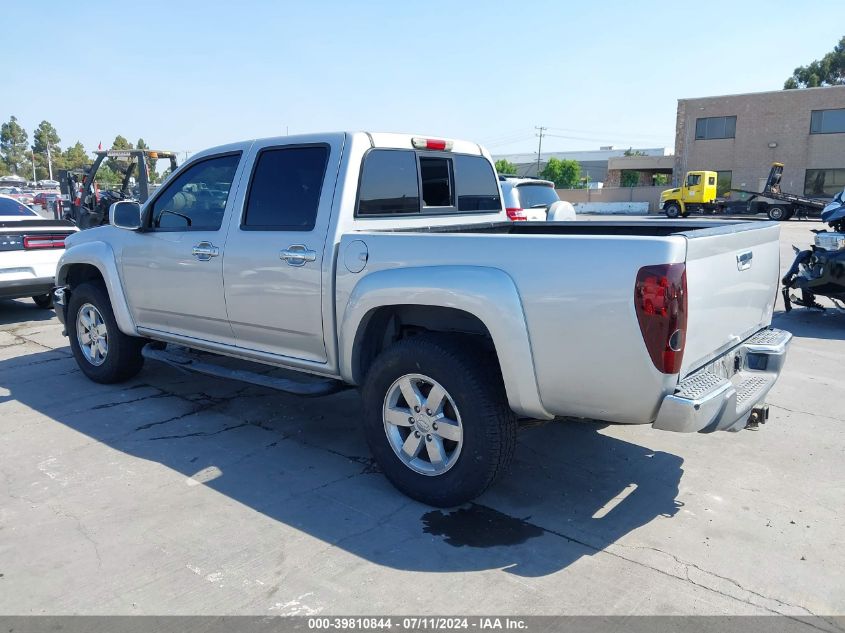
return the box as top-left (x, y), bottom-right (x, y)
top-left (660, 164), bottom-right (827, 221)
top-left (659, 171), bottom-right (718, 218)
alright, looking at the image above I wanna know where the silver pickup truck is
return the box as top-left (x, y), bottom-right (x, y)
top-left (54, 132), bottom-right (791, 506)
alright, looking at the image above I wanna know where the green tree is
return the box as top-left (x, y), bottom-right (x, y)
top-left (621, 171), bottom-right (640, 187)
top-left (540, 157), bottom-right (581, 188)
top-left (0, 116), bottom-right (29, 175)
top-left (494, 159), bottom-right (517, 175)
top-left (32, 120), bottom-right (62, 180)
top-left (106, 134), bottom-right (134, 179)
top-left (63, 141), bottom-right (90, 170)
top-left (784, 35), bottom-right (845, 88)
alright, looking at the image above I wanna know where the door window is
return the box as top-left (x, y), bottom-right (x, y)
top-left (686, 174), bottom-right (701, 187)
top-left (150, 153), bottom-right (240, 230)
top-left (243, 146), bottom-right (329, 230)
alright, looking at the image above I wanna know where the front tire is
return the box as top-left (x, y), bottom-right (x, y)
top-left (362, 334), bottom-right (517, 507)
top-left (664, 202), bottom-right (682, 218)
top-left (32, 294), bottom-right (53, 309)
top-left (68, 282), bottom-right (145, 383)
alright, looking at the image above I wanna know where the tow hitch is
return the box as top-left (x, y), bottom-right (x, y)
top-left (745, 405), bottom-right (770, 430)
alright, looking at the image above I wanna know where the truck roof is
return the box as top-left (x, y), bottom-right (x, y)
top-left (188, 132), bottom-right (486, 164)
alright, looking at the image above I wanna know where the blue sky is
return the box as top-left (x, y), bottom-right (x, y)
top-left (4, 0), bottom-right (843, 159)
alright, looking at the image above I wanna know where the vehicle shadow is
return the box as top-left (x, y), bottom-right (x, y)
top-left (0, 299), bottom-right (55, 326)
top-left (3, 348), bottom-right (684, 578)
top-left (773, 308), bottom-right (845, 341)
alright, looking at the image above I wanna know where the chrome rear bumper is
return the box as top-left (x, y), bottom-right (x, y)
top-left (653, 328), bottom-right (792, 433)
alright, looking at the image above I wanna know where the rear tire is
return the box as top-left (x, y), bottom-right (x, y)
top-left (664, 202), bottom-right (682, 218)
top-left (361, 334), bottom-right (517, 507)
top-left (767, 205), bottom-right (789, 221)
top-left (68, 282), bottom-right (145, 384)
top-left (32, 294), bottom-right (53, 309)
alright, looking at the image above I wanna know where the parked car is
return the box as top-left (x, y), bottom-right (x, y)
top-left (498, 176), bottom-right (574, 221)
top-left (55, 132), bottom-right (791, 506)
top-left (32, 192), bottom-right (63, 217)
top-left (0, 195), bottom-right (78, 308)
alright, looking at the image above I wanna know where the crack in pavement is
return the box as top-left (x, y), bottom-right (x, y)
top-left (147, 419), bottom-right (274, 441)
top-left (474, 505), bottom-right (835, 627)
top-left (767, 403), bottom-right (845, 424)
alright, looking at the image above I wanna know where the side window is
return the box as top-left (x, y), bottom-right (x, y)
top-left (454, 155), bottom-right (501, 211)
top-left (708, 176), bottom-right (716, 186)
top-left (419, 157), bottom-right (453, 207)
top-left (151, 153), bottom-right (240, 230)
top-left (687, 174), bottom-right (701, 187)
top-left (357, 150), bottom-right (419, 216)
top-left (243, 146), bottom-right (329, 230)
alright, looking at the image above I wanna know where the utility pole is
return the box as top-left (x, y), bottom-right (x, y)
top-left (46, 143), bottom-right (53, 180)
top-left (535, 126), bottom-right (546, 177)
top-left (30, 148), bottom-right (36, 182)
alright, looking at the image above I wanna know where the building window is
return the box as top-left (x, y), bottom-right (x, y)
top-left (810, 109), bottom-right (845, 134)
top-left (716, 170), bottom-right (732, 197)
top-left (695, 116), bottom-right (736, 140)
top-left (804, 168), bottom-right (845, 197)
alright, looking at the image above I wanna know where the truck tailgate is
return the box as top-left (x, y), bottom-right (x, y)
top-left (681, 222), bottom-right (780, 376)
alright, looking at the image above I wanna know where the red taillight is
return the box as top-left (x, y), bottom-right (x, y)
top-left (506, 207), bottom-right (527, 221)
top-left (411, 137), bottom-right (453, 151)
top-left (23, 234), bottom-right (66, 249)
top-left (634, 263), bottom-right (687, 374)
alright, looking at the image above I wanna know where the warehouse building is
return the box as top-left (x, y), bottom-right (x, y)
top-left (674, 85), bottom-right (845, 198)
top-left (493, 146), bottom-right (670, 184)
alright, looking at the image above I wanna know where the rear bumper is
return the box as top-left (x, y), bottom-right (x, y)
top-left (0, 276), bottom-right (55, 300)
top-left (653, 328), bottom-right (792, 433)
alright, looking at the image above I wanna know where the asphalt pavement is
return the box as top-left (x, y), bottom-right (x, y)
top-left (0, 219), bottom-right (842, 617)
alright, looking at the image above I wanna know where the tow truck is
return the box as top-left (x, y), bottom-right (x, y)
top-left (661, 163), bottom-right (827, 221)
top-left (65, 149), bottom-right (178, 229)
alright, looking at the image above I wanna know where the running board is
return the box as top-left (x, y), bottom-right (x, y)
top-left (141, 344), bottom-right (347, 397)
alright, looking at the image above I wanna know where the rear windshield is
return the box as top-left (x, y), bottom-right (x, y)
top-left (515, 184), bottom-right (559, 209)
top-left (356, 150), bottom-right (500, 216)
top-left (0, 197), bottom-right (36, 216)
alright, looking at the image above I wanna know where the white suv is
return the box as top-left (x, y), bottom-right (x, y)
top-left (498, 176), bottom-right (574, 221)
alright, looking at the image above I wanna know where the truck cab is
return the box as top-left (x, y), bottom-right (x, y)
top-left (660, 170), bottom-right (718, 217)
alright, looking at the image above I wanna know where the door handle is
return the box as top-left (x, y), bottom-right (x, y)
top-left (736, 250), bottom-right (753, 271)
top-left (192, 241), bottom-right (219, 261)
top-left (280, 244), bottom-right (317, 267)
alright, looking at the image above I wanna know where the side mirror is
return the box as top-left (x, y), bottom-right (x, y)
top-left (110, 200), bottom-right (143, 230)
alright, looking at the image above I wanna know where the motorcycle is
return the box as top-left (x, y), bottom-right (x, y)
top-left (782, 188), bottom-right (845, 311)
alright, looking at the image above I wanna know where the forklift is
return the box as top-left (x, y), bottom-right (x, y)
top-left (65, 149), bottom-right (178, 229)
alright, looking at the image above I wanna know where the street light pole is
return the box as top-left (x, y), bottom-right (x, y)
top-left (46, 143), bottom-right (53, 180)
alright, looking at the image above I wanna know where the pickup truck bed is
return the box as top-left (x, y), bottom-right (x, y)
top-left (337, 219), bottom-right (783, 428)
top-left (54, 131), bottom-right (791, 506)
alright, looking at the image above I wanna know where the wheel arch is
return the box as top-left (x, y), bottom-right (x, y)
top-left (340, 266), bottom-right (553, 420)
top-left (57, 241), bottom-right (137, 335)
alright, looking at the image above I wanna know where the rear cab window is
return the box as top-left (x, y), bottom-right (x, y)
top-left (356, 150), bottom-right (500, 217)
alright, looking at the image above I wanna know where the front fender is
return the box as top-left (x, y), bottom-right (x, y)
top-left (339, 265), bottom-right (553, 420)
top-left (57, 241), bottom-right (136, 335)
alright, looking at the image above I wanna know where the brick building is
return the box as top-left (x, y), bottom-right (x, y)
top-left (674, 85), bottom-right (845, 198)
